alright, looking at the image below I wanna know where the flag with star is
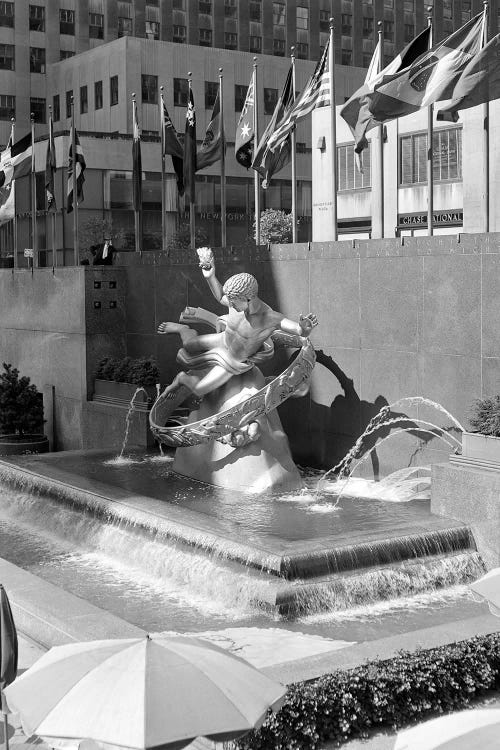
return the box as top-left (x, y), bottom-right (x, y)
top-left (45, 113), bottom-right (57, 210)
top-left (183, 86), bottom-right (197, 204)
top-left (160, 90), bottom-right (184, 195)
top-left (235, 71), bottom-right (255, 169)
top-left (252, 65), bottom-right (294, 188)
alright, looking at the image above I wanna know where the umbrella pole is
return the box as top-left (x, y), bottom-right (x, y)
top-left (1, 690), bottom-right (8, 750)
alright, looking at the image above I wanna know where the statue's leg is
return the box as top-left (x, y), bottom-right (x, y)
top-left (157, 322), bottom-right (198, 346)
top-left (183, 331), bottom-right (224, 355)
top-left (178, 365), bottom-right (233, 397)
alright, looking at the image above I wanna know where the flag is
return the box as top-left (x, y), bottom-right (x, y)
top-left (235, 72), bottom-right (255, 168)
top-left (183, 87), bottom-right (197, 203)
top-left (45, 116), bottom-right (56, 210)
top-left (197, 87), bottom-right (223, 170)
top-left (365, 13), bottom-right (484, 126)
top-left (132, 99), bottom-right (142, 212)
top-left (0, 123), bottom-right (15, 226)
top-left (252, 66), bottom-right (294, 188)
top-left (66, 128), bottom-right (86, 213)
top-left (437, 33), bottom-right (500, 122)
top-left (0, 132), bottom-right (32, 188)
top-left (266, 40), bottom-right (331, 154)
top-left (341, 27), bottom-right (431, 154)
top-left (161, 92), bottom-right (184, 195)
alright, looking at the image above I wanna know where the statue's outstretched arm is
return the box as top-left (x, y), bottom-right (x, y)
top-left (279, 313), bottom-right (318, 337)
top-left (196, 247), bottom-right (228, 305)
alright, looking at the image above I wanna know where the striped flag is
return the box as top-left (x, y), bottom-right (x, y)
top-left (132, 98), bottom-right (142, 212)
top-left (235, 72), bottom-right (255, 168)
top-left (160, 91), bottom-right (184, 195)
top-left (197, 87), bottom-right (223, 170)
top-left (45, 115), bottom-right (56, 210)
top-left (341, 27), bottom-right (431, 155)
top-left (66, 128), bottom-right (86, 213)
top-left (0, 132), bottom-right (32, 187)
top-left (0, 122), bottom-right (16, 227)
top-left (252, 65), bottom-right (294, 188)
top-left (266, 40), bottom-right (330, 154)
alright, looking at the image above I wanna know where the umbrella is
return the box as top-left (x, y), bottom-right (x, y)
top-left (4, 634), bottom-right (286, 750)
top-left (0, 585), bottom-right (18, 750)
top-left (469, 567), bottom-right (500, 615)
top-left (394, 708), bottom-right (500, 750)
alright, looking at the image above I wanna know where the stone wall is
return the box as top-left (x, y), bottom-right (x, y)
top-left (1, 233), bottom-right (499, 472)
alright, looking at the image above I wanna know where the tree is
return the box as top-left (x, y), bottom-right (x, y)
top-left (165, 222), bottom-right (209, 253)
top-left (0, 363), bottom-right (44, 436)
top-left (257, 209), bottom-right (295, 244)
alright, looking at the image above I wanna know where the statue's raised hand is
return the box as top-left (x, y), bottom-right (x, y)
top-left (299, 313), bottom-right (318, 336)
top-left (196, 247), bottom-right (214, 276)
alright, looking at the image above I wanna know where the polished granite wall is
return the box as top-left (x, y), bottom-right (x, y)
top-left (1, 233), bottom-right (499, 471)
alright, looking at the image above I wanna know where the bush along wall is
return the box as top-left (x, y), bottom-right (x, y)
top-left (236, 633), bottom-right (500, 750)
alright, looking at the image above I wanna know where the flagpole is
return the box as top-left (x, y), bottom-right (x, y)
top-left (482, 0), bottom-right (489, 232)
top-left (160, 86), bottom-right (166, 253)
top-left (218, 67), bottom-right (227, 248)
top-left (132, 93), bottom-right (142, 254)
top-left (329, 18), bottom-right (338, 241)
top-left (49, 106), bottom-right (57, 268)
top-left (71, 96), bottom-right (79, 264)
top-left (11, 117), bottom-right (17, 269)
top-left (290, 46), bottom-right (298, 243)
top-left (188, 73), bottom-right (196, 250)
top-left (253, 58), bottom-right (260, 246)
top-left (375, 21), bottom-right (384, 239)
top-left (30, 113), bottom-right (37, 269)
top-left (426, 7), bottom-right (434, 237)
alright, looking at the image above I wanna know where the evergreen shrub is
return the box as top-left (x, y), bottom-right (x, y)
top-left (469, 395), bottom-right (500, 437)
top-left (0, 363), bottom-right (44, 436)
top-left (95, 356), bottom-right (160, 386)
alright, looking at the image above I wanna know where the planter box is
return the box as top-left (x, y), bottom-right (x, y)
top-left (92, 379), bottom-right (157, 411)
top-left (0, 434), bottom-right (49, 456)
top-left (450, 431), bottom-right (500, 472)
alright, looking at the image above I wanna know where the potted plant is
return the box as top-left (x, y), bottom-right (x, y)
top-left (462, 395), bottom-right (500, 465)
top-left (0, 363), bottom-right (49, 455)
top-left (93, 355), bottom-right (160, 410)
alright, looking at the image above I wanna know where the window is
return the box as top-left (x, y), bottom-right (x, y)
top-left (0, 94), bottom-right (15, 120)
top-left (65, 90), bottom-right (73, 118)
top-left (80, 85), bottom-right (88, 114)
top-left (362, 52), bottom-right (373, 67)
top-left (145, 21), bottom-right (159, 39)
top-left (225, 0), bottom-right (237, 17)
top-left (297, 6), bottom-right (309, 30)
top-left (273, 38), bottom-right (285, 56)
top-left (404, 23), bottom-right (415, 42)
top-left (338, 143), bottom-right (371, 190)
top-left (384, 20), bottom-right (394, 42)
top-left (174, 77), bottom-right (188, 106)
top-left (264, 88), bottom-right (278, 115)
top-left (341, 13), bottom-right (352, 35)
top-left (249, 1), bottom-right (261, 22)
top-left (94, 80), bottom-right (103, 109)
top-left (363, 16), bottom-right (373, 38)
top-left (341, 49), bottom-right (352, 65)
top-left (29, 5), bottom-right (45, 31)
top-left (404, 0), bottom-right (414, 11)
top-left (273, 3), bottom-right (285, 25)
top-left (319, 9), bottom-right (329, 32)
top-left (60, 50), bottom-right (74, 59)
top-left (173, 0), bottom-right (185, 7)
top-left (53, 94), bottom-right (60, 122)
top-left (118, 17), bottom-right (133, 36)
top-left (384, 0), bottom-right (393, 7)
top-left (205, 81), bottom-right (218, 108)
top-left (250, 35), bottom-right (262, 53)
top-left (199, 28), bottom-right (212, 46)
top-left (0, 2), bottom-right (14, 28)
top-left (110, 75), bottom-right (118, 105)
top-left (400, 128), bottom-right (462, 184)
top-left (462, 1), bottom-right (472, 24)
top-left (225, 32), bottom-right (237, 49)
top-left (296, 42), bottom-right (308, 59)
top-left (173, 25), bottom-right (186, 43)
top-left (199, 0), bottom-right (211, 13)
top-left (443, 1), bottom-right (452, 20)
top-left (234, 84), bottom-right (248, 112)
top-left (0, 44), bottom-right (14, 70)
top-left (89, 12), bottom-right (104, 39)
top-left (142, 74), bottom-right (158, 104)
top-left (60, 8), bottom-right (75, 35)
top-left (30, 47), bottom-right (45, 73)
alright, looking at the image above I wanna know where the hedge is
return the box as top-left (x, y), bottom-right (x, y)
top-left (236, 632), bottom-right (500, 749)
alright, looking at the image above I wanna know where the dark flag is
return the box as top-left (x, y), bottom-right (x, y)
top-left (132, 99), bottom-right (142, 212)
top-left (235, 72), bottom-right (255, 168)
top-left (0, 132), bottom-right (32, 188)
top-left (437, 33), bottom-right (500, 122)
top-left (0, 584), bottom-right (18, 695)
top-left (45, 115), bottom-right (56, 210)
top-left (66, 128), bottom-right (86, 213)
top-left (252, 66), bottom-right (294, 188)
top-left (161, 91), bottom-right (184, 195)
top-left (197, 87), bottom-right (223, 170)
top-left (183, 87), bottom-right (197, 204)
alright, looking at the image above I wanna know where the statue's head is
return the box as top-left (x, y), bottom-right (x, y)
top-left (223, 273), bottom-right (258, 302)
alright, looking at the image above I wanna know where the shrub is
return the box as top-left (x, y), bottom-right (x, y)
top-left (166, 223), bottom-right (209, 253)
top-left (236, 632), bottom-right (500, 749)
top-left (0, 363), bottom-right (44, 436)
top-left (257, 209), bottom-right (295, 245)
top-left (469, 395), bottom-right (500, 437)
top-left (95, 356), bottom-right (160, 386)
